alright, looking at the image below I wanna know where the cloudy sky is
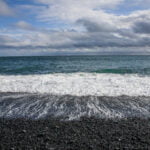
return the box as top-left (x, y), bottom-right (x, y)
top-left (0, 0), bottom-right (150, 56)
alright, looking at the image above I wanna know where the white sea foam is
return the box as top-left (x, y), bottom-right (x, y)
top-left (0, 73), bottom-right (150, 96)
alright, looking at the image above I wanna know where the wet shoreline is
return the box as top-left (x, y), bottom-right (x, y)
top-left (0, 92), bottom-right (150, 120)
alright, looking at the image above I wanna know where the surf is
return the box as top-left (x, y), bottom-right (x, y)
top-left (0, 73), bottom-right (150, 96)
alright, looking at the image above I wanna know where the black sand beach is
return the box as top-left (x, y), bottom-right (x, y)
top-left (0, 117), bottom-right (150, 150)
top-left (1, 93), bottom-right (150, 149)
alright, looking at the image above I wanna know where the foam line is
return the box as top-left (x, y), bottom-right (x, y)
top-left (0, 73), bottom-right (150, 96)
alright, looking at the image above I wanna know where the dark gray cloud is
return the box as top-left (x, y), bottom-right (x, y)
top-left (0, 29), bottom-right (150, 51)
top-left (77, 19), bottom-right (116, 33)
top-left (133, 21), bottom-right (150, 34)
top-left (72, 32), bottom-right (150, 48)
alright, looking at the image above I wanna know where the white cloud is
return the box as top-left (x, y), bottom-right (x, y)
top-left (0, 0), bottom-right (14, 16)
top-left (131, 0), bottom-right (150, 8)
top-left (14, 21), bottom-right (35, 30)
top-left (0, 0), bottom-right (150, 55)
top-left (36, 0), bottom-right (123, 22)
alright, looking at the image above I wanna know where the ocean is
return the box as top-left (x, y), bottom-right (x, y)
top-left (0, 55), bottom-right (150, 120)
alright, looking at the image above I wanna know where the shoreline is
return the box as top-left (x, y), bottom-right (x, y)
top-left (1, 92), bottom-right (150, 120)
top-left (0, 117), bottom-right (150, 150)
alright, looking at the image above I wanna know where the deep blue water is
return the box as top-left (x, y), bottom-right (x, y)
top-left (0, 55), bottom-right (150, 75)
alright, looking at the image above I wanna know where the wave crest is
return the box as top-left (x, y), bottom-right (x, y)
top-left (0, 73), bottom-right (150, 96)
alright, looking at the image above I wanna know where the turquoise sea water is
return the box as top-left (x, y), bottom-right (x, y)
top-left (0, 55), bottom-right (150, 75)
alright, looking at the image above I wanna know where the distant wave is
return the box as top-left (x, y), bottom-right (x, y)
top-left (1, 68), bottom-right (150, 75)
top-left (0, 73), bottom-right (150, 96)
top-left (0, 93), bottom-right (150, 120)
top-left (95, 68), bottom-right (150, 74)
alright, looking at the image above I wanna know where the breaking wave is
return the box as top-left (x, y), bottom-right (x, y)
top-left (0, 73), bottom-right (150, 96)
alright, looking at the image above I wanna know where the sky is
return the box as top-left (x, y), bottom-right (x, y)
top-left (0, 0), bottom-right (150, 56)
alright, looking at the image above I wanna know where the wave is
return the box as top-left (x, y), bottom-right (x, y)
top-left (0, 93), bottom-right (150, 120)
top-left (94, 68), bottom-right (150, 74)
top-left (1, 67), bottom-right (150, 75)
top-left (0, 73), bottom-right (150, 96)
